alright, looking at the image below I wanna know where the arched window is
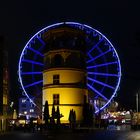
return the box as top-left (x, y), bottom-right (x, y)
top-left (53, 54), bottom-right (63, 67)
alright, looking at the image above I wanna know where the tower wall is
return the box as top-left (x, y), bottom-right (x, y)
top-left (42, 26), bottom-right (88, 123)
top-left (43, 68), bottom-right (87, 123)
top-left (43, 88), bottom-right (88, 123)
top-left (43, 68), bottom-right (86, 85)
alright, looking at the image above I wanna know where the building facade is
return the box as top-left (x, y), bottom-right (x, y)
top-left (42, 26), bottom-right (88, 123)
top-left (18, 97), bottom-right (37, 119)
top-left (0, 36), bottom-right (4, 116)
top-left (0, 36), bottom-right (10, 131)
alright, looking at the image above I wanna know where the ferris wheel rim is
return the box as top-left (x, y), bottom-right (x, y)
top-left (18, 21), bottom-right (121, 112)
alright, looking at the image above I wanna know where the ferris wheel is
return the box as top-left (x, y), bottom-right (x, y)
top-left (18, 22), bottom-right (121, 113)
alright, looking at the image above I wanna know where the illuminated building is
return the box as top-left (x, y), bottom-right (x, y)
top-left (0, 36), bottom-right (10, 131)
top-left (0, 36), bottom-right (4, 116)
top-left (18, 97), bottom-right (37, 119)
top-left (42, 26), bottom-right (88, 123)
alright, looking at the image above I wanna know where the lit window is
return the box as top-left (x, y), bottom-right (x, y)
top-left (53, 74), bottom-right (60, 84)
top-left (24, 111), bottom-right (27, 115)
top-left (22, 99), bottom-right (26, 103)
top-left (53, 94), bottom-right (59, 105)
top-left (30, 109), bottom-right (34, 112)
top-left (3, 95), bottom-right (7, 105)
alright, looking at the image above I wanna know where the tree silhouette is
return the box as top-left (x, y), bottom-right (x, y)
top-left (73, 110), bottom-right (76, 128)
top-left (69, 109), bottom-right (76, 129)
top-left (89, 105), bottom-right (93, 126)
top-left (83, 101), bottom-right (89, 125)
top-left (69, 109), bottom-right (73, 128)
top-left (56, 106), bottom-right (60, 125)
top-left (82, 95), bottom-right (94, 126)
top-left (51, 104), bottom-right (55, 125)
top-left (43, 100), bottom-right (49, 126)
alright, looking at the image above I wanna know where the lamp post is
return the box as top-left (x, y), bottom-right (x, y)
top-left (24, 111), bottom-right (27, 124)
top-left (136, 93), bottom-right (139, 112)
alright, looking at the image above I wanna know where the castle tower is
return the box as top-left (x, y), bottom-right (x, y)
top-left (42, 26), bottom-right (88, 123)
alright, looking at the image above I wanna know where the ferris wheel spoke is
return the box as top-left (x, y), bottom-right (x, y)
top-left (21, 71), bottom-right (42, 75)
top-left (22, 59), bottom-right (44, 66)
top-left (87, 77), bottom-right (115, 90)
top-left (88, 72), bottom-right (119, 77)
top-left (87, 38), bottom-right (104, 55)
top-left (28, 47), bottom-right (44, 57)
top-left (87, 61), bottom-right (118, 69)
top-left (37, 36), bottom-right (46, 45)
top-left (36, 37), bottom-right (46, 52)
top-left (87, 49), bottom-right (111, 64)
top-left (87, 83), bottom-right (108, 101)
top-left (24, 80), bottom-right (43, 88)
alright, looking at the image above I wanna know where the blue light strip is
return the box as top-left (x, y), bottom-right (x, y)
top-left (87, 38), bottom-right (103, 55)
top-left (28, 47), bottom-right (44, 57)
top-left (21, 72), bottom-right (42, 75)
top-left (87, 77), bottom-right (115, 90)
top-left (22, 59), bottom-right (44, 66)
top-left (87, 49), bottom-right (111, 64)
top-left (25, 80), bottom-right (43, 88)
top-left (37, 36), bottom-right (46, 45)
top-left (31, 36), bottom-right (45, 83)
top-left (87, 84), bottom-right (108, 101)
top-left (87, 61), bottom-right (118, 69)
top-left (88, 72), bottom-right (119, 77)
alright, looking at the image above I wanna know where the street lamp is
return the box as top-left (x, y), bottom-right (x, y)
top-left (136, 93), bottom-right (139, 112)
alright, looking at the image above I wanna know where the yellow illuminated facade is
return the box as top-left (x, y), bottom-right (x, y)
top-left (0, 48), bottom-right (9, 132)
top-left (43, 68), bottom-right (88, 123)
top-left (3, 95), bottom-right (8, 105)
top-left (42, 26), bottom-right (88, 123)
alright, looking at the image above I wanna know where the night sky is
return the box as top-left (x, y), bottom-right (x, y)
top-left (0, 0), bottom-right (140, 110)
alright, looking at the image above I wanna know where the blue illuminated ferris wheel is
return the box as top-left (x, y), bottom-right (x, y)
top-left (18, 22), bottom-right (121, 113)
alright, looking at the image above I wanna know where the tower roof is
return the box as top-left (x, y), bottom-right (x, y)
top-left (42, 25), bottom-right (87, 53)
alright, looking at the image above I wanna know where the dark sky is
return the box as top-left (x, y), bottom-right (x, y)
top-left (0, 0), bottom-right (140, 110)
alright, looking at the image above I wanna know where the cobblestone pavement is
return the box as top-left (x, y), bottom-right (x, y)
top-left (0, 129), bottom-right (140, 140)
